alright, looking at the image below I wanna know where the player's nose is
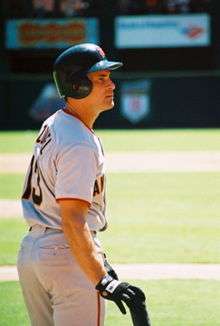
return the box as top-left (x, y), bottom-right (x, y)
top-left (107, 79), bottom-right (115, 90)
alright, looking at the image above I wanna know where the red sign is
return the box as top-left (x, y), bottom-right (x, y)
top-left (6, 18), bottom-right (99, 48)
top-left (19, 22), bottom-right (85, 45)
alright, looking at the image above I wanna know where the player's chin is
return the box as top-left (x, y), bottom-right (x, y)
top-left (102, 99), bottom-right (115, 111)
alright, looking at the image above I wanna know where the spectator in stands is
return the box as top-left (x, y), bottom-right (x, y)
top-left (59, 0), bottom-right (90, 16)
top-left (32, 0), bottom-right (55, 17)
top-left (165, 0), bottom-right (191, 13)
top-left (116, 0), bottom-right (211, 14)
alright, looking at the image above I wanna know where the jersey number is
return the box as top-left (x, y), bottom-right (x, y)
top-left (22, 155), bottom-right (43, 205)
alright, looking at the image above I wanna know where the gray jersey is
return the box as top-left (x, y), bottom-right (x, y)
top-left (22, 109), bottom-right (107, 232)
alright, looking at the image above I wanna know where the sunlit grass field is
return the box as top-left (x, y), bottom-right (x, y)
top-left (1, 280), bottom-right (220, 326)
top-left (0, 129), bottom-right (220, 152)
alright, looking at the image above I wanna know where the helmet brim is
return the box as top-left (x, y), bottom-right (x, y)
top-left (88, 59), bottom-right (123, 73)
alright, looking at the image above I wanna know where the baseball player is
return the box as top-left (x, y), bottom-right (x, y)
top-left (17, 43), bottom-right (151, 326)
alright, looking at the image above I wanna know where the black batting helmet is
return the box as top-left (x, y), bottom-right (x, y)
top-left (53, 43), bottom-right (123, 99)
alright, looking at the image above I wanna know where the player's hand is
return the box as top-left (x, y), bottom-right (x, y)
top-left (95, 275), bottom-right (147, 316)
top-left (103, 255), bottom-right (119, 280)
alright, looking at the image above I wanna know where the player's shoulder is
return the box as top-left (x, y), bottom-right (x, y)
top-left (47, 109), bottom-right (98, 151)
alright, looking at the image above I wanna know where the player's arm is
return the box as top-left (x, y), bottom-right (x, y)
top-left (58, 198), bottom-right (107, 285)
top-left (58, 197), bottom-right (152, 325)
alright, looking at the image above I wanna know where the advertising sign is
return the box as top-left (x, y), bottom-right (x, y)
top-left (115, 14), bottom-right (210, 48)
top-left (120, 80), bottom-right (151, 124)
top-left (5, 18), bottom-right (99, 49)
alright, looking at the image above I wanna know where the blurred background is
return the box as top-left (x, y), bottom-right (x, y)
top-left (0, 0), bottom-right (219, 130)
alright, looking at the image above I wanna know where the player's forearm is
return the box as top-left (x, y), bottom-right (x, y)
top-left (62, 214), bottom-right (106, 285)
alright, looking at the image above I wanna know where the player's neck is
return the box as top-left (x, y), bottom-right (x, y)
top-left (64, 102), bottom-right (99, 131)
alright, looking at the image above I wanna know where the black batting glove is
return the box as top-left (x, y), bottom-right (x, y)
top-left (95, 274), bottom-right (146, 315)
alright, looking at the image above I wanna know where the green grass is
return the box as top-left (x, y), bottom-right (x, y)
top-left (1, 280), bottom-right (220, 325)
top-left (102, 172), bottom-right (220, 263)
top-left (0, 219), bottom-right (26, 265)
top-left (0, 282), bottom-right (29, 326)
top-left (0, 174), bottom-right (23, 199)
top-left (1, 172), bottom-right (220, 265)
top-left (0, 131), bottom-right (37, 153)
top-left (1, 129), bottom-right (220, 152)
top-left (98, 129), bottom-right (220, 152)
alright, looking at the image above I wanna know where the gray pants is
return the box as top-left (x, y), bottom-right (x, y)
top-left (17, 225), bottom-right (105, 326)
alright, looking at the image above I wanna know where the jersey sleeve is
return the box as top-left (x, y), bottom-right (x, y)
top-left (55, 145), bottom-right (97, 204)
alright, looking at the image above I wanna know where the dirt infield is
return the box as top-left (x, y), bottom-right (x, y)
top-left (1, 151), bottom-right (220, 173)
top-left (1, 263), bottom-right (220, 281)
top-left (0, 200), bottom-right (21, 218)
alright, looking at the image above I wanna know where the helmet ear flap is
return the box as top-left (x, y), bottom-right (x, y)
top-left (71, 77), bottom-right (93, 99)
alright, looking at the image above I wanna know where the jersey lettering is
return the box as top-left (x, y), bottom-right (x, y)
top-left (93, 180), bottom-right (99, 196)
top-left (32, 161), bottom-right (43, 205)
top-left (40, 138), bottom-right (52, 154)
top-left (22, 155), bottom-right (35, 200)
top-left (22, 156), bottom-right (43, 205)
top-left (22, 126), bottom-right (54, 206)
top-left (93, 175), bottom-right (105, 196)
top-left (36, 125), bottom-right (52, 154)
top-left (36, 125), bottom-right (50, 144)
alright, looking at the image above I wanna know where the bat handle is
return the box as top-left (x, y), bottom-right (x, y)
top-left (129, 303), bottom-right (152, 326)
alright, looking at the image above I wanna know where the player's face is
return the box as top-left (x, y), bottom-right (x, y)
top-left (87, 70), bottom-right (116, 111)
